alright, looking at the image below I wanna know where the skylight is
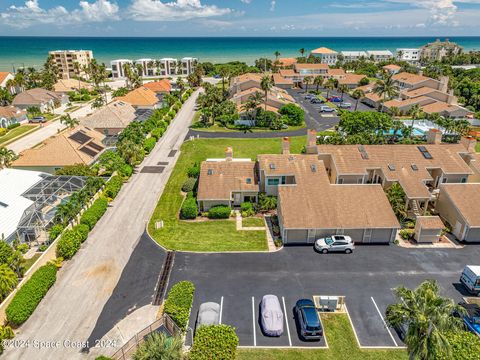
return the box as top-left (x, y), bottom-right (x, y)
top-left (207, 169), bottom-right (213, 175)
top-left (388, 164), bottom-right (396, 171)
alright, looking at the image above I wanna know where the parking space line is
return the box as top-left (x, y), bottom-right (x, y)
top-left (370, 297), bottom-right (398, 347)
top-left (219, 296), bottom-right (224, 324)
top-left (281, 296), bottom-right (292, 347)
top-left (252, 297), bottom-right (257, 347)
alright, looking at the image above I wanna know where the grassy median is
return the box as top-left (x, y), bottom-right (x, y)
top-left (148, 137), bottom-right (305, 252)
top-left (237, 313), bottom-right (407, 360)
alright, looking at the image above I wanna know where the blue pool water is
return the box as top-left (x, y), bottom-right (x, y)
top-left (384, 128), bottom-right (426, 136)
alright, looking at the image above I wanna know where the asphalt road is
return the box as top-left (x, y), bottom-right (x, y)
top-left (3, 89), bottom-right (201, 360)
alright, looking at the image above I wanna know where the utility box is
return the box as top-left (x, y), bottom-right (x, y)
top-left (415, 216), bottom-right (444, 243)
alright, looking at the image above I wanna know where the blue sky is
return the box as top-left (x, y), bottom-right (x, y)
top-left (1, 0), bottom-right (480, 36)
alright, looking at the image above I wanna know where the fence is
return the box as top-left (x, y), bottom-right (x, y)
top-left (112, 314), bottom-right (180, 360)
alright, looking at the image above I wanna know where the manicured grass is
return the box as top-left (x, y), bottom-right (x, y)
top-left (0, 124), bottom-right (38, 145)
top-left (148, 137), bottom-right (306, 252)
top-left (237, 314), bottom-right (407, 360)
top-left (23, 253), bottom-right (41, 272)
top-left (191, 122), bottom-right (306, 133)
top-left (476, 141), bottom-right (480, 153)
top-left (242, 217), bottom-right (265, 227)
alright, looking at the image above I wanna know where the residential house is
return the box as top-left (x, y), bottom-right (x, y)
top-left (273, 73), bottom-right (294, 89)
top-left (110, 59), bottom-right (133, 79)
top-left (338, 74), bottom-right (367, 89)
top-left (421, 102), bottom-right (472, 119)
top-left (12, 126), bottom-right (105, 173)
top-left (420, 39), bottom-right (463, 62)
top-left (392, 72), bottom-right (444, 91)
top-left (326, 68), bottom-right (346, 80)
top-left (383, 96), bottom-right (438, 114)
top-left (144, 79), bottom-right (172, 94)
top-left (12, 88), bottom-right (69, 113)
top-left (80, 100), bottom-right (136, 136)
top-left (294, 63), bottom-right (329, 77)
top-left (0, 72), bottom-right (14, 92)
top-left (383, 64), bottom-right (402, 75)
top-left (49, 50), bottom-right (93, 80)
top-left (0, 106), bottom-right (27, 128)
top-left (340, 51), bottom-right (367, 62)
top-left (366, 50), bottom-right (393, 62)
top-left (53, 78), bottom-right (94, 94)
top-left (396, 48), bottom-right (420, 63)
top-left (278, 58), bottom-right (297, 68)
top-left (310, 47), bottom-right (338, 65)
top-left (197, 147), bottom-right (259, 211)
top-left (116, 86), bottom-right (160, 110)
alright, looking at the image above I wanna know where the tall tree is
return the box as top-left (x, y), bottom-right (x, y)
top-left (325, 78), bottom-right (337, 99)
top-left (299, 48), bottom-right (306, 58)
top-left (0, 264), bottom-right (18, 300)
top-left (313, 76), bottom-right (324, 93)
top-left (408, 104), bottom-right (425, 138)
top-left (303, 76), bottom-right (313, 93)
top-left (338, 84), bottom-right (349, 101)
top-left (260, 75), bottom-right (273, 111)
top-left (60, 114), bottom-right (79, 129)
top-left (274, 51), bottom-right (281, 60)
top-left (0, 148), bottom-right (17, 169)
top-left (352, 89), bottom-right (365, 111)
top-left (373, 73), bottom-right (399, 101)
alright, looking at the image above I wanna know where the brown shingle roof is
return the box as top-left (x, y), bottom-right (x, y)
top-left (80, 100), bottom-right (136, 130)
top-left (311, 47), bottom-right (337, 54)
top-left (53, 79), bottom-right (93, 93)
top-left (339, 74), bottom-right (366, 85)
top-left (383, 96), bottom-right (436, 109)
top-left (0, 106), bottom-right (26, 119)
top-left (439, 183), bottom-right (480, 226)
top-left (144, 79), bottom-right (172, 93)
top-left (273, 74), bottom-right (293, 85)
top-left (417, 216), bottom-right (444, 230)
top-left (383, 64), bottom-right (401, 71)
top-left (12, 88), bottom-right (63, 106)
top-left (295, 63), bottom-right (329, 70)
top-left (279, 69), bottom-right (296, 77)
top-left (392, 72), bottom-right (434, 85)
top-left (117, 87), bottom-right (159, 106)
top-left (421, 102), bottom-right (467, 114)
top-left (197, 160), bottom-right (259, 201)
top-left (278, 58), bottom-right (297, 67)
top-left (327, 68), bottom-right (346, 77)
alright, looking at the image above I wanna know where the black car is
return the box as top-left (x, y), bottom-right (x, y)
top-left (295, 299), bottom-right (323, 340)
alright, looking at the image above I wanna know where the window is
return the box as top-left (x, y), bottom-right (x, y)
top-left (246, 178), bottom-right (252, 184)
top-left (462, 178), bottom-right (467, 183)
top-left (267, 178), bottom-right (280, 186)
top-left (281, 176), bottom-right (286, 185)
top-left (207, 169), bottom-right (213, 175)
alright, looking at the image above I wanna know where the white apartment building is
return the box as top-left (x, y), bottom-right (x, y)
top-left (366, 50), bottom-right (393, 62)
top-left (396, 48), bottom-right (420, 63)
top-left (134, 58), bottom-right (155, 77)
top-left (159, 58), bottom-right (178, 76)
top-left (180, 57), bottom-right (198, 75)
top-left (340, 51), bottom-right (367, 62)
top-left (48, 50), bottom-right (93, 79)
top-left (310, 47), bottom-right (338, 65)
top-left (110, 59), bottom-right (133, 79)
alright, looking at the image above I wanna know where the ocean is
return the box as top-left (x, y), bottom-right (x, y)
top-left (1, 36), bottom-right (480, 72)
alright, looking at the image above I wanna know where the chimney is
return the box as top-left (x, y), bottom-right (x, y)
top-left (439, 76), bottom-right (449, 93)
top-left (447, 90), bottom-right (457, 105)
top-left (306, 129), bottom-right (318, 154)
top-left (426, 128), bottom-right (442, 144)
top-left (460, 136), bottom-right (477, 153)
top-left (225, 147), bottom-right (233, 161)
top-left (282, 137), bottom-right (290, 155)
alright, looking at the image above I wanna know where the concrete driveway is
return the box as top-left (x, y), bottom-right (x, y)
top-left (3, 89), bottom-right (201, 360)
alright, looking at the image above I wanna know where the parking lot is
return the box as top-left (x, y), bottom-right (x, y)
top-left (170, 244), bottom-right (475, 348)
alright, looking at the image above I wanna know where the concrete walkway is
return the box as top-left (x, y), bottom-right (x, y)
top-left (3, 89), bottom-right (201, 360)
top-left (235, 211), bottom-right (266, 231)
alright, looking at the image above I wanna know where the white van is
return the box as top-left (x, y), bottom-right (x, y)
top-left (460, 265), bottom-right (480, 295)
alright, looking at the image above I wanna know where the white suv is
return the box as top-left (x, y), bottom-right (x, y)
top-left (314, 235), bottom-right (354, 254)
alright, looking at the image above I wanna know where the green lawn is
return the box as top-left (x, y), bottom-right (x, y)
top-left (476, 142), bottom-right (480, 153)
top-left (23, 253), bottom-right (41, 272)
top-left (237, 314), bottom-right (407, 360)
top-left (0, 124), bottom-right (38, 145)
top-left (242, 217), bottom-right (265, 227)
top-left (190, 122), bottom-right (306, 133)
top-left (148, 137), bottom-right (306, 252)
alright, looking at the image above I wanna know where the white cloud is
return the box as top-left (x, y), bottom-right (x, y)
top-left (270, 0), bottom-right (276, 11)
top-left (1, 0), bottom-right (119, 28)
top-left (128, 0), bottom-right (232, 21)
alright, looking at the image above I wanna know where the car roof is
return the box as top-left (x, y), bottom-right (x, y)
top-left (302, 306), bottom-right (321, 326)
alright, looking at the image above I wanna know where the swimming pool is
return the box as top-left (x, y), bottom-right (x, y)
top-left (384, 128), bottom-right (426, 136)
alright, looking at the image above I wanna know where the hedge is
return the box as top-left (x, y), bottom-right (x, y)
top-left (7, 123), bottom-right (20, 130)
top-left (150, 127), bottom-right (164, 141)
top-left (240, 202), bottom-right (255, 217)
top-left (80, 197), bottom-right (108, 230)
top-left (143, 137), bottom-right (156, 154)
top-left (104, 175), bottom-right (123, 200)
top-left (189, 325), bottom-right (239, 360)
top-left (75, 224), bottom-right (90, 243)
top-left (180, 196), bottom-right (198, 220)
top-left (6, 263), bottom-right (57, 326)
top-left (208, 206), bottom-right (231, 219)
top-left (56, 228), bottom-right (82, 259)
top-left (163, 281), bottom-right (195, 331)
top-left (48, 223), bottom-right (65, 241)
top-left (181, 177), bottom-right (197, 193)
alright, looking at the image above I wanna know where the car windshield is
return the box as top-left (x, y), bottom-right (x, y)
top-left (325, 237), bottom-right (334, 245)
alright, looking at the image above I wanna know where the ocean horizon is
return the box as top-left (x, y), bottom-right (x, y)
top-left (1, 36), bottom-right (480, 72)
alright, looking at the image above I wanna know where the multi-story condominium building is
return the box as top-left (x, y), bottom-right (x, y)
top-left (310, 47), bottom-right (338, 65)
top-left (49, 50), bottom-right (93, 79)
top-left (179, 57), bottom-right (198, 75)
top-left (366, 50), bottom-right (393, 62)
top-left (110, 59), bottom-right (133, 79)
top-left (134, 58), bottom-right (155, 77)
top-left (420, 39), bottom-right (463, 62)
top-left (340, 51), bottom-right (367, 62)
top-left (159, 58), bottom-right (178, 76)
top-left (396, 48), bottom-right (420, 63)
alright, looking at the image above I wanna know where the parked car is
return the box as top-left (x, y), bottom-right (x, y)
top-left (385, 304), bottom-right (408, 341)
top-left (458, 302), bottom-right (480, 337)
top-left (310, 98), bottom-right (324, 104)
top-left (460, 265), bottom-right (480, 295)
top-left (295, 299), bottom-right (322, 340)
top-left (29, 116), bottom-right (46, 123)
top-left (320, 106), bottom-right (336, 113)
top-left (339, 102), bottom-right (352, 109)
top-left (304, 94), bottom-right (315, 100)
top-left (327, 97), bottom-right (342, 102)
top-left (314, 235), bottom-right (354, 254)
top-left (260, 295), bottom-right (284, 336)
top-left (196, 302), bottom-right (220, 329)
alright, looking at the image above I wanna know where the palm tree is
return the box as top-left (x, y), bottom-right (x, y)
top-left (60, 114), bottom-right (79, 129)
top-left (338, 84), bottom-right (349, 101)
top-left (303, 76), bottom-right (313, 93)
top-left (73, 61), bottom-right (82, 89)
top-left (386, 280), bottom-right (464, 360)
top-left (0, 264), bottom-right (18, 300)
top-left (299, 48), bottom-right (306, 58)
top-left (373, 73), bottom-right (399, 102)
top-left (260, 75), bottom-right (273, 111)
top-left (218, 66), bottom-right (230, 97)
top-left (0, 147), bottom-right (17, 169)
top-left (351, 89), bottom-right (365, 111)
top-left (243, 91), bottom-right (263, 120)
top-left (133, 332), bottom-right (184, 360)
top-left (117, 139), bottom-right (144, 165)
top-left (0, 88), bottom-right (12, 106)
top-left (408, 104), bottom-right (425, 138)
top-left (325, 78), bottom-right (337, 99)
top-left (274, 51), bottom-right (281, 60)
top-left (176, 77), bottom-right (185, 94)
top-left (313, 76), bottom-right (324, 93)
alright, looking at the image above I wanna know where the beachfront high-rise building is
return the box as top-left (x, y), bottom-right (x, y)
top-left (48, 50), bottom-right (93, 80)
top-left (310, 47), bottom-right (338, 65)
top-left (396, 48), bottom-right (420, 64)
top-left (179, 57), bottom-right (198, 75)
top-left (134, 59), bottom-right (155, 77)
top-left (110, 57), bottom-right (198, 78)
top-left (159, 58), bottom-right (178, 76)
top-left (366, 50), bottom-right (393, 62)
top-left (110, 59), bottom-right (133, 79)
top-left (419, 39), bottom-right (463, 62)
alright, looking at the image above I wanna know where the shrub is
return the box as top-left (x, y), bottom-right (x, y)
top-left (240, 202), bottom-right (255, 217)
top-left (15, 243), bottom-right (29, 254)
top-left (181, 177), bottom-right (197, 193)
top-left (75, 224), bottom-right (90, 243)
top-left (6, 263), bottom-right (57, 326)
top-left (187, 163), bottom-right (200, 178)
top-left (163, 281), bottom-right (195, 331)
top-left (0, 128), bottom-right (7, 137)
top-left (132, 333), bottom-right (183, 360)
top-left (119, 164), bottom-right (133, 178)
top-left (7, 123), bottom-right (20, 130)
top-left (399, 228), bottom-right (414, 240)
top-left (104, 175), bottom-right (123, 200)
top-left (436, 330), bottom-right (480, 360)
top-left (38, 244), bottom-right (48, 252)
top-left (150, 127), bottom-right (164, 141)
top-left (168, 110), bottom-right (177, 118)
top-left (49, 223), bottom-right (65, 241)
top-left (163, 115), bottom-right (172, 123)
top-left (56, 229), bottom-right (82, 259)
top-left (190, 325), bottom-right (239, 360)
top-left (278, 103), bottom-right (305, 126)
top-left (208, 206), bottom-right (231, 219)
top-left (143, 137), bottom-right (156, 154)
top-left (0, 242), bottom-right (14, 265)
top-left (180, 196), bottom-right (197, 220)
top-left (259, 194), bottom-right (277, 211)
top-left (80, 197), bottom-right (108, 230)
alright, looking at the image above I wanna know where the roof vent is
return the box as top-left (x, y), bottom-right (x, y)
top-left (269, 163), bottom-right (276, 170)
top-left (411, 164), bottom-right (418, 171)
top-left (388, 164), bottom-right (396, 171)
top-left (358, 145), bottom-right (369, 159)
top-left (207, 169), bottom-right (213, 175)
